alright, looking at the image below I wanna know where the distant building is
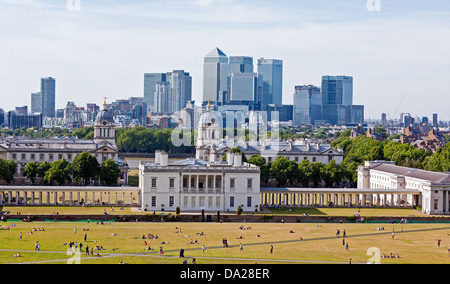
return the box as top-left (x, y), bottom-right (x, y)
top-left (322, 75), bottom-right (353, 106)
top-left (0, 102), bottom-right (129, 185)
top-left (144, 73), bottom-right (166, 112)
top-left (293, 85), bottom-right (322, 126)
top-left (41, 77), bottom-right (56, 118)
top-left (203, 48), bottom-right (229, 106)
top-left (257, 58), bottom-right (283, 108)
top-left (6, 111), bottom-right (42, 130)
top-left (31, 92), bottom-right (42, 114)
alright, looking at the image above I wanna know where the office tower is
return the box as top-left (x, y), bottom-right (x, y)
top-left (381, 113), bottom-right (387, 126)
top-left (31, 92), bottom-right (42, 114)
top-left (144, 73), bottom-right (166, 112)
top-left (257, 58), bottom-right (283, 109)
top-left (41, 77), bottom-right (56, 118)
top-left (322, 76), bottom-right (353, 106)
top-left (154, 82), bottom-right (171, 113)
top-left (227, 73), bottom-right (258, 104)
top-left (433, 113), bottom-right (438, 127)
top-left (0, 109), bottom-right (4, 126)
top-left (229, 56), bottom-right (254, 74)
top-left (166, 70), bottom-right (192, 113)
top-left (293, 85), bottom-right (322, 125)
top-left (15, 106), bottom-right (28, 116)
top-left (203, 48), bottom-right (229, 105)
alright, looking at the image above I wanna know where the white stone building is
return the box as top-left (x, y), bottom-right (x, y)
top-left (195, 102), bottom-right (344, 164)
top-left (139, 151), bottom-right (261, 212)
top-left (358, 161), bottom-right (450, 215)
top-left (0, 102), bottom-right (129, 185)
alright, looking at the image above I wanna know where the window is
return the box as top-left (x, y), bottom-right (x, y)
top-left (151, 178), bottom-right (157, 188)
top-left (21, 154), bottom-right (26, 160)
top-left (247, 197), bottom-right (252, 208)
top-left (313, 157), bottom-right (317, 162)
top-left (230, 196), bottom-right (235, 208)
top-left (208, 196), bottom-right (213, 208)
top-left (216, 197), bottom-right (221, 208)
top-left (183, 196), bottom-right (189, 207)
top-left (247, 179), bottom-right (253, 189)
top-left (151, 196), bottom-right (157, 207)
top-left (191, 197), bottom-right (196, 207)
top-left (169, 196), bottom-right (174, 207)
top-left (30, 154), bottom-right (35, 161)
top-left (169, 178), bottom-right (175, 188)
top-left (230, 179), bottom-right (235, 189)
top-left (199, 197), bottom-right (205, 207)
top-left (40, 154), bottom-right (45, 161)
top-left (434, 199), bottom-right (439, 210)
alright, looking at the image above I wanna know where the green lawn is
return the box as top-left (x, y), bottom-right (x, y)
top-left (1, 221), bottom-right (450, 264)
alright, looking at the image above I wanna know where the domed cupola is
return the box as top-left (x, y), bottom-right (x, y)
top-left (94, 99), bottom-right (116, 145)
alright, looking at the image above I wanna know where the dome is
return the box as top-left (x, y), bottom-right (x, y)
top-left (95, 108), bottom-right (114, 124)
top-left (199, 111), bottom-right (218, 126)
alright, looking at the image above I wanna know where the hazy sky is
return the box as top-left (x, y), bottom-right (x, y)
top-left (1, 0), bottom-right (449, 120)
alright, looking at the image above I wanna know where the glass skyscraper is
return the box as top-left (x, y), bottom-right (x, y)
top-left (321, 75), bottom-right (353, 106)
top-left (293, 85), bottom-right (322, 125)
top-left (203, 48), bottom-right (229, 105)
top-left (41, 77), bottom-right (55, 118)
top-left (144, 73), bottom-right (166, 112)
top-left (31, 92), bottom-right (42, 114)
top-left (257, 58), bottom-right (283, 109)
top-left (229, 56), bottom-right (254, 75)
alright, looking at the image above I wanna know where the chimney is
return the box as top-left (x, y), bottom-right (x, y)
top-left (234, 154), bottom-right (242, 167)
top-left (160, 151), bottom-right (169, 167)
top-left (155, 150), bottom-right (162, 164)
top-left (227, 152), bottom-right (235, 166)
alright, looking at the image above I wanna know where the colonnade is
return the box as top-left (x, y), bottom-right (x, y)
top-left (260, 189), bottom-right (420, 208)
top-left (0, 187), bottom-right (141, 207)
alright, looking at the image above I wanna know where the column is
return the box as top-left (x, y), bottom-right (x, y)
top-left (39, 192), bottom-right (43, 205)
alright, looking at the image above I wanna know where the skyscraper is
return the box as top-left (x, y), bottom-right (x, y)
top-left (229, 56), bottom-right (254, 74)
top-left (41, 77), bottom-right (56, 118)
top-left (227, 73), bottom-right (258, 104)
top-left (154, 82), bottom-right (171, 113)
top-left (293, 85), bottom-right (322, 125)
top-left (321, 76), bottom-right (353, 106)
top-left (144, 73), bottom-right (166, 112)
top-left (203, 48), bottom-right (229, 105)
top-left (257, 58), bottom-right (283, 109)
top-left (166, 70), bottom-right (192, 113)
top-left (31, 92), bottom-right (42, 114)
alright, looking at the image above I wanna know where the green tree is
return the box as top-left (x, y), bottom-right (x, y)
top-left (321, 160), bottom-right (343, 188)
top-left (0, 159), bottom-right (17, 185)
top-left (44, 158), bottom-right (72, 186)
top-left (100, 159), bottom-right (121, 186)
top-left (297, 159), bottom-right (311, 187)
top-left (72, 152), bottom-right (100, 185)
top-left (23, 161), bottom-right (39, 185)
top-left (247, 155), bottom-right (270, 185)
top-left (37, 161), bottom-right (52, 185)
top-left (270, 157), bottom-right (298, 187)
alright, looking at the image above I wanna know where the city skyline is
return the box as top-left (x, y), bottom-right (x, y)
top-left (0, 1), bottom-right (449, 119)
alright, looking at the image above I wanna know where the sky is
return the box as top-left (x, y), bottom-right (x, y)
top-left (0, 0), bottom-right (449, 121)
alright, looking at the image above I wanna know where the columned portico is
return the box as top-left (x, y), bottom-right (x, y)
top-left (0, 186), bottom-right (141, 207)
top-left (260, 188), bottom-right (421, 209)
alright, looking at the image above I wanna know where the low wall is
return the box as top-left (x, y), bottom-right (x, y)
top-left (5, 214), bottom-right (450, 224)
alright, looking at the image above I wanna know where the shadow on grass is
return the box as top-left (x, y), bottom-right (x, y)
top-left (267, 207), bottom-right (327, 216)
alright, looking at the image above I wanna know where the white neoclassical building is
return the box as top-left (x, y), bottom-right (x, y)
top-left (139, 151), bottom-right (261, 212)
top-left (195, 103), bottom-right (344, 164)
top-left (0, 102), bottom-right (129, 185)
top-left (358, 161), bottom-right (450, 215)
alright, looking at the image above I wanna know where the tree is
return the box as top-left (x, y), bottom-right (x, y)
top-left (44, 158), bottom-right (72, 186)
top-left (72, 152), bottom-right (100, 185)
top-left (37, 161), bottom-right (52, 185)
top-left (270, 157), bottom-right (298, 187)
top-left (0, 159), bottom-right (17, 185)
top-left (23, 161), bottom-right (39, 185)
top-left (100, 159), bottom-right (121, 186)
top-left (297, 160), bottom-right (311, 187)
top-left (321, 160), bottom-right (343, 188)
top-left (247, 155), bottom-right (270, 185)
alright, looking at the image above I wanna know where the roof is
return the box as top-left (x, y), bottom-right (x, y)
top-left (371, 163), bottom-right (450, 185)
top-left (205, 47), bottom-right (227, 57)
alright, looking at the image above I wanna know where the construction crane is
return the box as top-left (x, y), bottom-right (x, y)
top-left (387, 97), bottom-right (405, 127)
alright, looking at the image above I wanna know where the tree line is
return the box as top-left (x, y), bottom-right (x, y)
top-left (330, 130), bottom-right (450, 185)
top-left (0, 152), bottom-right (121, 186)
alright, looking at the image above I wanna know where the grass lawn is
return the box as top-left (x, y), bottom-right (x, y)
top-left (1, 221), bottom-right (450, 264)
top-left (265, 207), bottom-right (429, 217)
